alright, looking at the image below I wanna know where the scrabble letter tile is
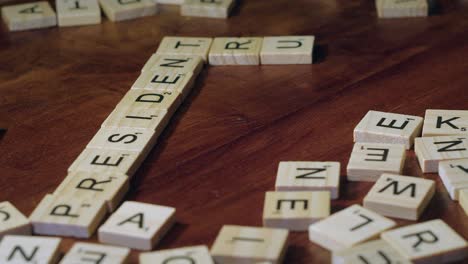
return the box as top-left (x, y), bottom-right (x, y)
top-left (376, 0), bottom-right (428, 18)
top-left (363, 174), bottom-right (435, 220)
top-left (181, 0), bottom-right (235, 19)
top-left (156, 37), bottom-right (213, 62)
top-left (381, 219), bottom-right (468, 263)
top-left (438, 159), bottom-right (468, 200)
top-left (140, 245), bottom-right (214, 264)
top-left (263, 191), bottom-right (330, 231)
top-left (275, 161), bottom-right (340, 199)
top-left (99, 0), bottom-right (157, 22)
top-left (131, 70), bottom-right (196, 99)
top-left (68, 148), bottom-right (144, 178)
top-left (142, 54), bottom-right (204, 76)
top-left (0, 235), bottom-right (61, 264)
top-left (116, 89), bottom-right (181, 117)
top-left (29, 194), bottom-right (107, 238)
top-left (209, 37), bottom-right (263, 65)
top-left (414, 136), bottom-right (468, 173)
top-left (460, 189), bottom-right (468, 215)
top-left (54, 171), bottom-right (129, 212)
top-left (61, 242), bottom-right (130, 264)
top-left (308, 204), bottom-right (396, 251)
top-left (260, 36), bottom-right (315, 65)
top-left (56, 0), bottom-right (101, 27)
top-left (354, 110), bottom-right (423, 149)
top-left (347, 143), bottom-right (406, 182)
top-left (332, 239), bottom-right (411, 264)
top-left (98, 201), bottom-right (175, 250)
top-left (0, 201), bottom-right (31, 238)
top-left (1, 1), bottom-right (57, 31)
top-left (422, 109), bottom-right (468, 137)
top-left (210, 225), bottom-right (289, 263)
top-left (87, 127), bottom-right (157, 155)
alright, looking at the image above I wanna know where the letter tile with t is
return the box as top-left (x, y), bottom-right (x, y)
top-left (98, 201), bottom-right (175, 250)
top-left (155, 37), bottom-right (213, 62)
top-left (0, 235), bottom-right (61, 264)
top-left (354, 110), bottom-right (423, 149)
top-left (363, 174), bottom-right (435, 220)
top-left (140, 245), bottom-right (214, 264)
top-left (347, 143), bottom-right (406, 182)
top-left (381, 219), bottom-right (467, 263)
top-left (308, 204), bottom-right (396, 251)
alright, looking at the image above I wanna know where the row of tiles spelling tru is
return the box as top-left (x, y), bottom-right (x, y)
top-left (1, 0), bottom-right (237, 31)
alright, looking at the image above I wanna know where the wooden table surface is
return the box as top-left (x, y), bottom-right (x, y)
top-left (1, 0), bottom-right (467, 263)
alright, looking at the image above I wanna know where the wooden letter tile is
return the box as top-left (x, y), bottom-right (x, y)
top-left (142, 54), bottom-right (204, 75)
top-left (140, 245), bottom-right (214, 264)
top-left (131, 70), bottom-right (196, 99)
top-left (347, 143), bottom-right (406, 182)
top-left (56, 0), bottom-right (101, 27)
top-left (29, 194), bottom-right (107, 238)
top-left (116, 89), bottom-right (181, 117)
top-left (460, 189), bottom-right (468, 215)
top-left (260, 36), bottom-right (315, 65)
top-left (275, 161), bottom-right (340, 199)
top-left (363, 174), bottom-right (435, 220)
top-left (181, 0), bottom-right (235, 19)
top-left (210, 225), bottom-right (289, 264)
top-left (68, 147), bottom-right (144, 178)
top-left (99, 0), bottom-right (157, 22)
top-left (87, 127), bottom-right (157, 155)
top-left (1, 1), bottom-right (57, 31)
top-left (438, 159), bottom-right (468, 200)
top-left (0, 235), bottom-right (61, 264)
top-left (54, 171), bottom-right (129, 212)
top-left (422, 109), bottom-right (468, 137)
top-left (0, 201), bottom-right (31, 238)
top-left (376, 0), bottom-right (428, 18)
top-left (308, 204), bottom-right (396, 251)
top-left (381, 219), bottom-right (468, 263)
top-left (414, 136), bottom-right (468, 173)
top-left (354, 110), bottom-right (423, 149)
top-left (98, 201), bottom-right (175, 250)
top-left (61, 242), bottom-right (130, 264)
top-left (332, 239), bottom-right (411, 264)
top-left (209, 37), bottom-right (263, 65)
top-left (156, 37), bottom-right (213, 62)
top-left (263, 191), bottom-right (330, 231)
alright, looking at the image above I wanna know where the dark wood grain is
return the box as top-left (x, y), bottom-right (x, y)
top-left (1, 0), bottom-right (467, 262)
